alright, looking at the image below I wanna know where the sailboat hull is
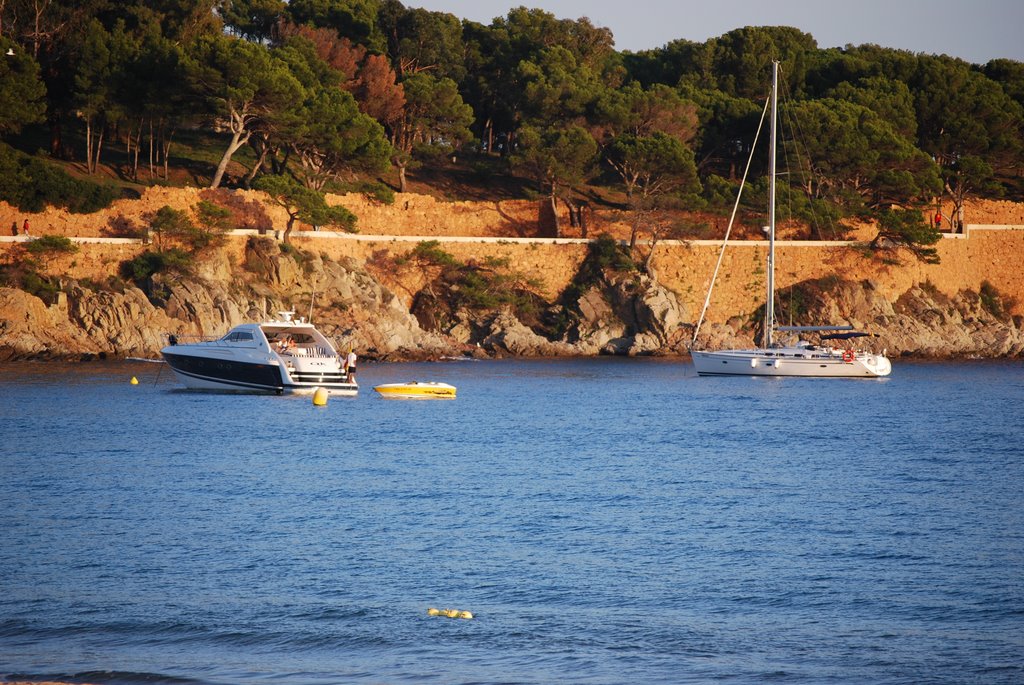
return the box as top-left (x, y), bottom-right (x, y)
top-left (692, 349), bottom-right (891, 378)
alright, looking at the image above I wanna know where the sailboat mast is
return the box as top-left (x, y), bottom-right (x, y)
top-left (764, 61), bottom-right (778, 349)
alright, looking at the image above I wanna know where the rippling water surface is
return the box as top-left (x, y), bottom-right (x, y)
top-left (1, 358), bottom-right (1022, 684)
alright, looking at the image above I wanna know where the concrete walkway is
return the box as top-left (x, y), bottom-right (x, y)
top-left (0, 224), bottom-right (1020, 247)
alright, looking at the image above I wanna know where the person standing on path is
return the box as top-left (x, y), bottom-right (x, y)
top-left (22, 219), bottom-right (30, 236)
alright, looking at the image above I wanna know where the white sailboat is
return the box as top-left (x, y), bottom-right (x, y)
top-left (690, 62), bottom-right (892, 378)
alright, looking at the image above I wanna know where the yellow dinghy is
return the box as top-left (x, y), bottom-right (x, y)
top-left (373, 381), bottom-right (457, 399)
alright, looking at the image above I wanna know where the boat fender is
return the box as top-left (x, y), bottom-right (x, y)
top-left (842, 349), bottom-right (855, 363)
top-left (427, 607), bottom-right (473, 619)
top-left (750, 358), bottom-right (758, 368)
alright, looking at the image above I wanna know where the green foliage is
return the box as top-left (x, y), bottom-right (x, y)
top-left (119, 248), bottom-right (193, 288)
top-left (551, 234), bottom-right (636, 337)
top-left (24, 234), bottom-right (78, 257)
top-left (826, 76), bottom-right (917, 138)
top-left (148, 205), bottom-right (200, 249)
top-left (0, 38), bottom-right (46, 136)
top-left (0, 3), bottom-right (1021, 220)
top-left (286, 0), bottom-right (386, 52)
top-left (192, 200), bottom-right (233, 248)
top-left (564, 234), bottom-right (635, 299)
top-left (399, 73), bottom-right (475, 157)
top-left (220, 0), bottom-right (287, 42)
top-left (788, 98), bottom-right (942, 208)
top-left (979, 281), bottom-right (1014, 320)
top-left (872, 208), bottom-right (942, 263)
top-left (21, 270), bottom-right (61, 301)
top-left (0, 144), bottom-right (117, 213)
top-left (185, 33), bottom-right (305, 188)
top-left (381, 5), bottom-right (467, 83)
top-left (286, 74), bottom-right (392, 189)
top-left (406, 240), bottom-right (544, 330)
top-left (358, 181), bottom-right (395, 205)
top-left (773, 275), bottom-right (842, 325)
top-left (195, 200), bottom-right (233, 232)
top-left (701, 174), bottom-right (740, 210)
top-left (410, 240), bottom-right (461, 269)
top-left (254, 174), bottom-right (357, 240)
top-left (587, 234), bottom-right (636, 273)
top-left (511, 124), bottom-right (598, 194)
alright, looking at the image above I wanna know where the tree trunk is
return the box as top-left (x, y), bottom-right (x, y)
top-left (549, 183), bottom-right (560, 238)
top-left (210, 127), bottom-right (250, 189)
top-left (398, 163), bottom-right (408, 193)
top-left (161, 124), bottom-right (174, 180)
top-left (244, 144), bottom-right (269, 189)
top-left (644, 235), bottom-right (660, 277)
top-left (132, 120), bottom-right (143, 180)
top-left (283, 213), bottom-right (297, 243)
top-left (49, 115), bottom-right (64, 158)
top-left (125, 122), bottom-right (133, 177)
top-left (85, 119), bottom-right (93, 174)
top-left (94, 126), bottom-right (105, 175)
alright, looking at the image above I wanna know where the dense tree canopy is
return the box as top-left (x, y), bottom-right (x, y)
top-left (0, 0), bottom-right (1020, 226)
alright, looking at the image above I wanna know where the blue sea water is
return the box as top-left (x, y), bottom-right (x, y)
top-left (1, 357), bottom-right (1022, 684)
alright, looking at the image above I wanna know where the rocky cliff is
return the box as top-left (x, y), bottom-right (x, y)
top-left (2, 234), bottom-right (1020, 362)
top-left (0, 239), bottom-right (449, 361)
top-left (1, 189), bottom-right (1023, 362)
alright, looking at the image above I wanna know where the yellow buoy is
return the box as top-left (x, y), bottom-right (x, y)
top-left (427, 607), bottom-right (473, 619)
top-left (130, 376), bottom-right (139, 385)
top-left (312, 387), bottom-right (328, 406)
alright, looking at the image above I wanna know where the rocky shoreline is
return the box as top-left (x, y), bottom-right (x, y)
top-left (2, 235), bottom-right (1021, 363)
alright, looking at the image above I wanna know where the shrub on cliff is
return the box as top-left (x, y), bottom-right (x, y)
top-left (550, 235), bottom-right (637, 338)
top-left (870, 208), bottom-right (941, 263)
top-left (254, 174), bottom-right (357, 242)
top-left (979, 281), bottom-right (1017, 321)
top-left (119, 248), bottom-right (193, 301)
top-left (403, 241), bottom-right (545, 332)
top-left (0, 143), bottom-right (117, 213)
top-left (24, 234), bottom-right (78, 258)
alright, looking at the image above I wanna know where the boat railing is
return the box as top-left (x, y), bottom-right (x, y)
top-left (277, 344), bottom-right (338, 359)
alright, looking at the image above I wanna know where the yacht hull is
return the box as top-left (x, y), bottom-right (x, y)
top-left (691, 349), bottom-right (891, 378)
top-left (163, 351), bottom-right (358, 395)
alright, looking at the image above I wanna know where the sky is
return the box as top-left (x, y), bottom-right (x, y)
top-left (406, 0), bottom-right (1023, 65)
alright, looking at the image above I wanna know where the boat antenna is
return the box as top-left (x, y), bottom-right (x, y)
top-left (690, 88), bottom-right (772, 348)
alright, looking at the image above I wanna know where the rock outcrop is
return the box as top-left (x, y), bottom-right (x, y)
top-left (0, 238), bottom-right (454, 361)
top-left (562, 272), bottom-right (691, 355)
top-left (696, 277), bottom-right (1024, 358)
top-left (1, 241), bottom-right (1021, 362)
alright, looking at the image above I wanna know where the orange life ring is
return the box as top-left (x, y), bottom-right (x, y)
top-left (842, 349), bottom-right (855, 363)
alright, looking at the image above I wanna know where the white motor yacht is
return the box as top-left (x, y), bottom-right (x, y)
top-left (160, 312), bottom-right (357, 395)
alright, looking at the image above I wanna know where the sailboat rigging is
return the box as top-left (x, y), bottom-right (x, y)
top-left (690, 61), bottom-right (892, 378)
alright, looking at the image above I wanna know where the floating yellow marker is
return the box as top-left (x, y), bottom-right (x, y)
top-left (130, 376), bottom-right (139, 385)
top-left (312, 387), bottom-right (328, 406)
top-left (427, 607), bottom-right (473, 619)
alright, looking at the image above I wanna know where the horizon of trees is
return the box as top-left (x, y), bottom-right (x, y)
top-left (0, 0), bottom-right (1022, 245)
